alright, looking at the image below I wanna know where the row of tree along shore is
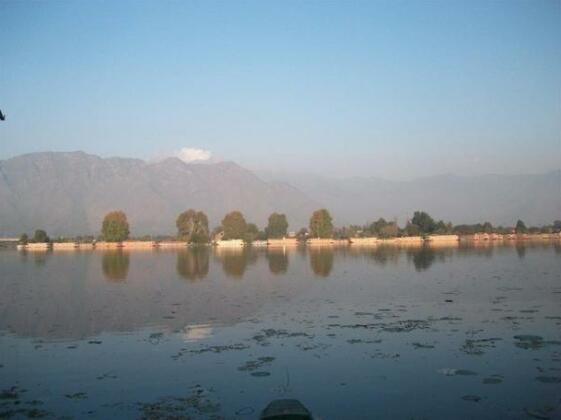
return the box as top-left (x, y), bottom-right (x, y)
top-left (16, 209), bottom-right (561, 251)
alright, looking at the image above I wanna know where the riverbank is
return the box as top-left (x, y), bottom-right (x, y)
top-left (15, 232), bottom-right (561, 252)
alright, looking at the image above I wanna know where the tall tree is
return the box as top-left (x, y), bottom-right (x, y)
top-left (33, 229), bottom-right (50, 243)
top-left (309, 209), bottom-right (334, 238)
top-left (411, 211), bottom-right (436, 235)
top-left (221, 211), bottom-right (248, 240)
top-left (19, 233), bottom-right (29, 244)
top-left (515, 219), bottom-right (527, 234)
top-left (266, 213), bottom-right (288, 239)
top-left (176, 209), bottom-right (209, 243)
top-left (101, 211), bottom-right (130, 242)
top-left (244, 223), bottom-right (260, 243)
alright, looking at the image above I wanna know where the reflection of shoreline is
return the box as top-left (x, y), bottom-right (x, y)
top-left (2, 242), bottom-right (559, 341)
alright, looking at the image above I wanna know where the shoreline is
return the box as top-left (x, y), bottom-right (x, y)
top-left (14, 232), bottom-right (561, 252)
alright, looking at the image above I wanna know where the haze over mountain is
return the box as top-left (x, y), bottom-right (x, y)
top-left (0, 151), bottom-right (559, 237)
top-left (258, 170), bottom-right (561, 228)
top-left (0, 152), bottom-right (319, 237)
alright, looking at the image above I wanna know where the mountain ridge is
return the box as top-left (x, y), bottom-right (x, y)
top-left (0, 151), bottom-right (559, 236)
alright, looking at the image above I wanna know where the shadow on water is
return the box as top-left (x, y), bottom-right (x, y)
top-left (309, 247), bottom-right (334, 277)
top-left (176, 247), bottom-right (210, 281)
top-left (101, 251), bottom-right (130, 282)
top-left (266, 249), bottom-right (289, 275)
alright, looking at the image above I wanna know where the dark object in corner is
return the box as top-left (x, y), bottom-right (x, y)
top-left (260, 399), bottom-right (314, 420)
top-left (0, 110), bottom-right (5, 121)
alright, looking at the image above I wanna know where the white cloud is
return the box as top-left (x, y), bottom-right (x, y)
top-left (174, 147), bottom-right (212, 163)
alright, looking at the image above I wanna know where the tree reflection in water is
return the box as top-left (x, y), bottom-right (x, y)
top-left (406, 246), bottom-right (436, 272)
top-left (176, 247), bottom-right (210, 281)
top-left (101, 251), bottom-right (130, 282)
top-left (515, 242), bottom-right (526, 259)
top-left (309, 247), bottom-right (334, 277)
top-left (266, 249), bottom-right (289, 274)
top-left (215, 247), bottom-right (257, 278)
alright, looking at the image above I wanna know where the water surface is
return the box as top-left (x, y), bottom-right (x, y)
top-left (1, 243), bottom-right (560, 419)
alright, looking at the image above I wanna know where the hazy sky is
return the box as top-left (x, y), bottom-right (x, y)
top-left (1, 0), bottom-right (560, 179)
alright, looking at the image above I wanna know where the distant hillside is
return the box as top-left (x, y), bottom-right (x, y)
top-left (0, 152), bottom-right (319, 236)
top-left (258, 170), bottom-right (561, 227)
top-left (0, 151), bottom-right (559, 237)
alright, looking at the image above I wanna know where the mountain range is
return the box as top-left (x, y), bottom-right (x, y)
top-left (0, 151), bottom-right (559, 237)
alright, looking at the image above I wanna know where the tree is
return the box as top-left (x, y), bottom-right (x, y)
top-left (515, 219), bottom-right (527, 234)
top-left (482, 222), bottom-right (493, 234)
top-left (434, 220), bottom-right (452, 235)
top-left (379, 222), bottom-right (399, 238)
top-left (368, 218), bottom-right (388, 236)
top-left (411, 211), bottom-right (436, 235)
top-left (244, 223), bottom-right (260, 243)
top-left (33, 229), bottom-right (50, 243)
top-left (404, 222), bottom-right (420, 236)
top-left (296, 228), bottom-right (309, 241)
top-left (101, 211), bottom-right (130, 242)
top-left (265, 213), bottom-right (289, 239)
top-left (19, 233), bottom-right (29, 245)
top-left (176, 209), bottom-right (209, 244)
top-left (309, 209), bottom-right (333, 238)
top-left (221, 211), bottom-right (247, 240)
top-left (553, 220), bottom-right (561, 233)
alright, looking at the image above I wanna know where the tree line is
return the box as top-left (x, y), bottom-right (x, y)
top-left (19, 209), bottom-right (561, 244)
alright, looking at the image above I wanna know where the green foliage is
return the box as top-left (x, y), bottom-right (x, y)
top-left (221, 211), bottom-right (248, 240)
top-left (364, 218), bottom-right (400, 238)
top-left (404, 222), bottom-right (420, 236)
top-left (265, 213), bottom-right (289, 239)
top-left (309, 209), bottom-right (334, 238)
top-left (482, 222), bottom-right (493, 234)
top-left (33, 229), bottom-right (50, 243)
top-left (296, 228), bottom-right (309, 241)
top-left (433, 221), bottom-right (453, 235)
top-left (411, 211), bottom-right (436, 235)
top-left (244, 223), bottom-right (260, 243)
top-left (515, 219), bottom-right (527, 234)
top-left (333, 225), bottom-right (358, 239)
top-left (378, 222), bottom-right (399, 238)
top-left (101, 211), bottom-right (130, 242)
top-left (19, 233), bottom-right (29, 245)
top-left (176, 209), bottom-right (209, 244)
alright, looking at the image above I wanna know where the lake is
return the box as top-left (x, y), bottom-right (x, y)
top-left (1, 243), bottom-right (560, 419)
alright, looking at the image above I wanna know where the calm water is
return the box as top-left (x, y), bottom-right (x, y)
top-left (1, 243), bottom-right (560, 419)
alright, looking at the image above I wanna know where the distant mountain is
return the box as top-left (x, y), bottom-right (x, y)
top-left (0, 152), bottom-right (319, 236)
top-left (257, 170), bottom-right (561, 227)
top-left (0, 151), bottom-right (559, 237)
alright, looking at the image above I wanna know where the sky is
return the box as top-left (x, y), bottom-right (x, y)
top-left (0, 0), bottom-right (560, 179)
